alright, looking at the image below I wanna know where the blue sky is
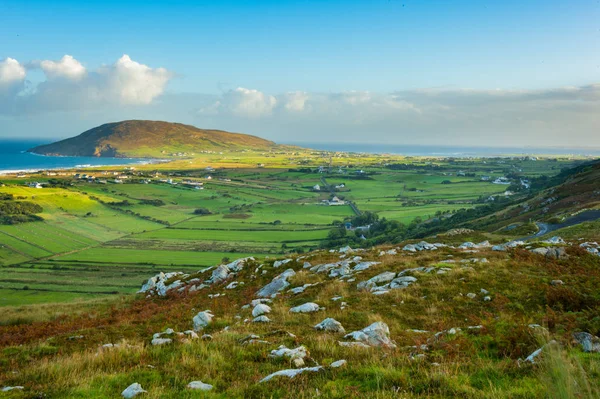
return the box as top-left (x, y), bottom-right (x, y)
top-left (1, 0), bottom-right (599, 146)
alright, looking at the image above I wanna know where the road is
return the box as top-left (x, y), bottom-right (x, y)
top-left (517, 210), bottom-right (600, 241)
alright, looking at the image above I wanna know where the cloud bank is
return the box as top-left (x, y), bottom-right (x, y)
top-left (0, 54), bottom-right (172, 114)
top-left (1, 54), bottom-right (598, 147)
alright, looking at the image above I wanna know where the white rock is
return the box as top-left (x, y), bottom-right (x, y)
top-left (256, 269), bottom-right (296, 298)
top-left (269, 345), bottom-right (308, 361)
top-left (260, 366), bottom-right (323, 382)
top-left (187, 381), bottom-right (213, 391)
top-left (2, 386), bottom-right (24, 392)
top-left (253, 315), bottom-right (271, 323)
top-left (330, 359), bottom-right (347, 368)
top-left (273, 259), bottom-right (292, 268)
top-left (466, 293), bottom-right (477, 299)
top-left (151, 338), bottom-right (172, 346)
top-left (122, 383), bottom-right (146, 398)
top-left (314, 318), bottom-right (345, 333)
top-left (193, 310), bottom-right (214, 331)
top-left (252, 304), bottom-right (272, 317)
top-left (290, 302), bottom-right (322, 313)
top-left (342, 321), bottom-right (396, 348)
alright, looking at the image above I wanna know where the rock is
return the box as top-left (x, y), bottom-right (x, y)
top-left (358, 271), bottom-right (396, 290)
top-left (550, 280), bottom-right (564, 286)
top-left (290, 302), bottom-right (322, 313)
top-left (466, 293), bottom-right (476, 299)
top-left (260, 366), bottom-right (323, 383)
top-left (269, 345), bottom-right (309, 363)
top-left (252, 304), bottom-right (272, 317)
top-left (459, 242), bottom-right (476, 249)
top-left (187, 381), bottom-right (213, 391)
top-left (480, 288), bottom-right (489, 295)
top-left (330, 359), bottom-right (347, 368)
top-left (573, 332), bottom-right (600, 353)
top-left (253, 315), bottom-right (271, 323)
top-left (523, 340), bottom-right (557, 364)
top-left (193, 310), bottom-right (214, 331)
top-left (256, 269), bottom-right (296, 298)
top-left (389, 276), bottom-right (417, 289)
top-left (273, 259), bottom-right (292, 268)
top-left (338, 341), bottom-right (370, 348)
top-left (544, 236), bottom-right (565, 245)
top-left (342, 321), bottom-right (396, 348)
top-left (2, 386), bottom-right (24, 392)
top-left (210, 265), bottom-right (231, 284)
top-left (532, 247), bottom-right (549, 256)
top-left (546, 247), bottom-right (569, 260)
top-left (151, 338), bottom-right (172, 346)
top-left (225, 281), bottom-right (241, 289)
top-left (403, 244), bottom-right (417, 252)
top-left (353, 261), bottom-right (380, 271)
top-left (484, 296), bottom-right (491, 301)
top-left (339, 246), bottom-right (353, 253)
top-left (122, 383), bottom-right (146, 398)
top-left (314, 318), bottom-right (345, 333)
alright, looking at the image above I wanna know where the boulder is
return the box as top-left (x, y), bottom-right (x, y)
top-left (573, 332), bottom-right (600, 353)
top-left (256, 269), bottom-right (296, 298)
top-left (187, 381), bottom-right (213, 391)
top-left (122, 383), bottom-right (146, 398)
top-left (546, 247), bottom-right (569, 260)
top-left (193, 310), bottom-right (214, 331)
top-left (273, 259), bottom-right (292, 268)
top-left (342, 321), bottom-right (396, 348)
top-left (330, 359), bottom-right (347, 368)
top-left (252, 304), bottom-right (272, 317)
top-left (389, 276), bottom-right (417, 289)
top-left (252, 315), bottom-right (272, 323)
top-left (290, 302), bottom-right (322, 313)
top-left (314, 318), bottom-right (345, 333)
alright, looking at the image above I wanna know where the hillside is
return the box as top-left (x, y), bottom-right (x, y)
top-left (28, 120), bottom-right (278, 158)
top-left (1, 240), bottom-right (599, 397)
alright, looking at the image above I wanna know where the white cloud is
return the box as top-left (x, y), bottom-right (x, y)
top-left (0, 58), bottom-right (26, 89)
top-left (208, 87), bottom-right (277, 118)
top-left (101, 55), bottom-right (172, 105)
top-left (40, 55), bottom-right (86, 80)
top-left (283, 91), bottom-right (309, 112)
top-left (0, 54), bottom-right (172, 114)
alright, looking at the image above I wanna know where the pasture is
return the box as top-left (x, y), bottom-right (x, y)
top-left (0, 153), bottom-right (585, 307)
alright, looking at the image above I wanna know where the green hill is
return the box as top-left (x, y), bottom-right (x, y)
top-left (29, 120), bottom-right (278, 158)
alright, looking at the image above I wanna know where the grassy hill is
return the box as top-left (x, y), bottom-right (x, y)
top-left (29, 120), bottom-right (278, 158)
top-left (1, 242), bottom-right (599, 398)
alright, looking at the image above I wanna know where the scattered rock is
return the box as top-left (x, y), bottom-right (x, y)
top-left (290, 302), bottom-right (323, 313)
top-left (187, 381), bottom-right (213, 391)
top-left (252, 304), bottom-right (272, 317)
top-left (256, 269), bottom-right (296, 298)
top-left (260, 366), bottom-right (323, 383)
top-left (122, 383), bottom-right (146, 398)
top-left (314, 318), bottom-right (345, 333)
top-left (253, 315), bottom-right (271, 323)
top-left (573, 332), bottom-right (600, 353)
top-left (2, 386), bottom-right (24, 392)
top-left (330, 359), bottom-right (347, 368)
top-left (193, 310), bottom-right (214, 331)
top-left (342, 321), bottom-right (396, 348)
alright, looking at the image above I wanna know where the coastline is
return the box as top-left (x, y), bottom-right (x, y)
top-left (0, 158), bottom-right (169, 176)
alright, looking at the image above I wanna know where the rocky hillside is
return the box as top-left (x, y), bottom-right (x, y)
top-left (29, 120), bottom-right (278, 158)
top-left (1, 236), bottom-right (599, 398)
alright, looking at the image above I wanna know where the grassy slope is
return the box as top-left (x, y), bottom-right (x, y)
top-left (0, 245), bottom-right (599, 398)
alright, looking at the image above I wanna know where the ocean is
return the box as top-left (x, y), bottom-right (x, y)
top-left (286, 142), bottom-right (600, 157)
top-left (0, 140), bottom-right (150, 174)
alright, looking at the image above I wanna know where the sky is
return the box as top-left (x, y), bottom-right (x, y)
top-left (1, 0), bottom-right (599, 147)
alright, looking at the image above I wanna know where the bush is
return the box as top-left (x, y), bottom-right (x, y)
top-left (194, 208), bottom-right (212, 215)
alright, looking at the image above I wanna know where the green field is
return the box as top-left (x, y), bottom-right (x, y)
top-left (0, 154), bottom-right (586, 307)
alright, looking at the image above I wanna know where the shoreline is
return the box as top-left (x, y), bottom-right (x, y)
top-left (0, 158), bottom-right (169, 176)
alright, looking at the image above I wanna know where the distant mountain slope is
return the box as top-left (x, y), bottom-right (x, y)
top-left (29, 120), bottom-right (278, 158)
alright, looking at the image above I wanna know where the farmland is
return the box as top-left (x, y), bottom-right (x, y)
top-left (0, 150), bottom-right (587, 307)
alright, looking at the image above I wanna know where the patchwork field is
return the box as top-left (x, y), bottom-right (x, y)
top-left (0, 154), bottom-right (586, 307)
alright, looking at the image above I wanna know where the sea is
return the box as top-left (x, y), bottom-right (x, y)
top-left (287, 142), bottom-right (600, 157)
top-left (1, 139), bottom-right (599, 174)
top-left (0, 140), bottom-right (150, 174)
